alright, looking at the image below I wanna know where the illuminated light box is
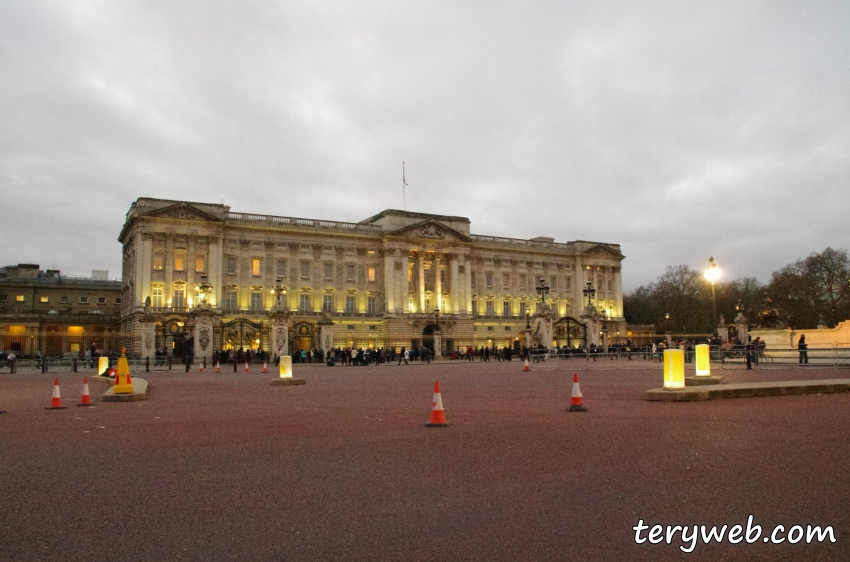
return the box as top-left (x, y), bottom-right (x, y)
top-left (695, 344), bottom-right (711, 377)
top-left (98, 356), bottom-right (109, 376)
top-left (279, 355), bottom-right (292, 379)
top-left (663, 349), bottom-right (685, 389)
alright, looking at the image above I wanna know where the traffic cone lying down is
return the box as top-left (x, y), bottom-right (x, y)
top-left (425, 381), bottom-right (449, 427)
top-left (568, 374), bottom-right (588, 412)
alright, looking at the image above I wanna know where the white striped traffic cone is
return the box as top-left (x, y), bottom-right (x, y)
top-left (568, 374), bottom-right (587, 412)
top-left (425, 381), bottom-right (449, 427)
top-left (244, 362), bottom-right (249, 374)
top-left (78, 376), bottom-right (94, 407)
top-left (262, 361), bottom-right (268, 373)
top-left (215, 361), bottom-right (220, 373)
top-left (523, 358), bottom-right (530, 372)
top-left (46, 378), bottom-right (68, 410)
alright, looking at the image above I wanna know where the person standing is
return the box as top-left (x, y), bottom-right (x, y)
top-left (798, 334), bottom-right (808, 364)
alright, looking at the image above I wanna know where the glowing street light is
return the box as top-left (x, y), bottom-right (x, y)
top-left (270, 278), bottom-right (288, 310)
top-left (704, 257), bottom-right (721, 330)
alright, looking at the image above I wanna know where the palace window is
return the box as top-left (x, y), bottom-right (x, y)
top-left (224, 291), bottom-right (237, 310)
top-left (345, 296), bottom-right (356, 314)
top-left (608, 280), bottom-right (613, 292)
top-left (174, 253), bottom-right (185, 272)
top-left (301, 261), bottom-right (311, 280)
top-left (471, 272), bottom-right (476, 286)
top-left (152, 288), bottom-right (163, 308)
top-left (115, 298), bottom-right (122, 304)
top-left (79, 297), bottom-right (89, 304)
top-left (324, 262), bottom-right (334, 280)
top-left (440, 269), bottom-right (446, 286)
top-left (550, 276), bottom-right (558, 291)
top-left (471, 298), bottom-right (477, 314)
top-left (97, 297), bottom-right (106, 304)
top-left (226, 257), bottom-right (237, 275)
top-left (172, 288), bottom-right (185, 308)
top-left (299, 294), bottom-right (311, 312)
top-left (485, 272), bottom-right (493, 289)
top-left (40, 296), bottom-right (49, 303)
top-left (519, 302), bottom-right (527, 318)
top-left (503, 301), bottom-right (510, 316)
top-left (276, 259), bottom-right (287, 278)
top-left (566, 277), bottom-right (571, 291)
top-left (252, 258), bottom-right (262, 276)
top-left (485, 300), bottom-right (495, 316)
top-left (346, 264), bottom-right (355, 282)
top-left (367, 296), bottom-right (377, 314)
top-left (250, 292), bottom-right (263, 311)
top-left (152, 253), bottom-right (164, 271)
top-left (323, 295), bottom-right (333, 312)
top-left (368, 266), bottom-right (376, 282)
top-left (60, 296), bottom-right (68, 304)
top-left (195, 255), bottom-right (205, 273)
top-left (519, 274), bottom-right (526, 290)
top-left (424, 298), bottom-right (431, 313)
top-left (502, 273), bottom-right (510, 290)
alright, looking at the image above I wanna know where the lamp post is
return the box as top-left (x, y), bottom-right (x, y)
top-left (665, 312), bottom-right (671, 347)
top-left (704, 257), bottom-right (721, 332)
top-left (270, 278), bottom-right (288, 310)
top-left (193, 275), bottom-right (213, 307)
top-left (582, 281), bottom-right (596, 309)
top-left (525, 310), bottom-right (531, 330)
top-left (536, 277), bottom-right (550, 306)
top-left (433, 307), bottom-right (441, 358)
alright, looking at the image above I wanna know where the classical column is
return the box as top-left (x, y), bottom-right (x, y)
top-left (613, 266), bottom-right (623, 318)
top-left (465, 255), bottom-right (473, 315)
top-left (401, 253), bottom-right (409, 313)
top-left (418, 253), bottom-right (425, 313)
top-left (187, 236), bottom-right (196, 304)
top-left (140, 234), bottom-right (152, 307)
top-left (208, 236), bottom-right (222, 308)
top-left (434, 254), bottom-right (442, 310)
top-left (165, 235), bottom-right (174, 307)
top-left (384, 248), bottom-right (395, 315)
top-left (449, 254), bottom-right (459, 314)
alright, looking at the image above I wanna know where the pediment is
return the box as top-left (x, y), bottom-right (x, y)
top-left (143, 203), bottom-right (223, 223)
top-left (388, 220), bottom-right (471, 243)
top-left (583, 244), bottom-right (623, 259)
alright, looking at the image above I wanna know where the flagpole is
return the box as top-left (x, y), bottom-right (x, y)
top-left (402, 161), bottom-right (407, 211)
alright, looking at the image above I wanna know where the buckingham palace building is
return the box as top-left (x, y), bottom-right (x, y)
top-left (119, 197), bottom-right (625, 360)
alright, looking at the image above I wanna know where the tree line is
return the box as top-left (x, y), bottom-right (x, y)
top-left (623, 247), bottom-right (850, 333)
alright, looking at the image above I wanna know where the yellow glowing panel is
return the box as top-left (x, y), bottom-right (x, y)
top-left (67, 326), bottom-right (84, 336)
top-left (98, 356), bottom-right (109, 376)
top-left (663, 349), bottom-right (685, 389)
top-left (279, 355), bottom-right (292, 379)
top-left (695, 344), bottom-right (711, 376)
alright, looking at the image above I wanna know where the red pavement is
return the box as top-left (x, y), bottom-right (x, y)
top-left (0, 362), bottom-right (847, 561)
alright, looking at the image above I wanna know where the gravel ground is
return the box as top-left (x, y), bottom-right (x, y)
top-left (1, 361), bottom-right (848, 561)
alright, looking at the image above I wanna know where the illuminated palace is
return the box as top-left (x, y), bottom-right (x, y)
top-left (119, 198), bottom-right (625, 357)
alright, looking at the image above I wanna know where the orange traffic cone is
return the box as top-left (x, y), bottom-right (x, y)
top-left (425, 381), bottom-right (449, 427)
top-left (262, 361), bottom-right (268, 373)
top-left (46, 378), bottom-right (68, 410)
top-left (78, 376), bottom-right (94, 407)
top-left (568, 374), bottom-right (588, 412)
top-left (199, 362), bottom-right (204, 373)
top-left (244, 362), bottom-right (249, 374)
top-left (523, 358), bottom-right (530, 372)
top-left (215, 361), bottom-right (221, 373)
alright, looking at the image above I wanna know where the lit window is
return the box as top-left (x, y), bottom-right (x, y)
top-left (16, 294), bottom-right (24, 302)
top-left (301, 261), bottom-right (311, 280)
top-left (195, 255), bottom-right (205, 273)
top-left (40, 296), bottom-right (49, 303)
top-left (174, 253), bottom-right (185, 271)
top-left (367, 296), bottom-right (376, 314)
top-left (276, 259), bottom-right (287, 277)
top-left (151, 288), bottom-right (163, 307)
top-left (407, 267), bottom-right (413, 282)
top-left (346, 296), bottom-right (355, 314)
top-left (226, 257), bottom-right (237, 275)
top-left (424, 298), bottom-right (431, 313)
top-left (300, 294), bottom-right (311, 312)
top-left (368, 266), bottom-right (376, 282)
top-left (252, 258), bottom-right (262, 276)
top-left (152, 253), bottom-right (164, 270)
top-left (324, 263), bottom-right (333, 280)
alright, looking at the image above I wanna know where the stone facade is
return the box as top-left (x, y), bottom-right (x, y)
top-left (118, 198), bottom-right (626, 356)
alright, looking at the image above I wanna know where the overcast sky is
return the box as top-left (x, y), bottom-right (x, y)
top-left (1, 1), bottom-right (848, 291)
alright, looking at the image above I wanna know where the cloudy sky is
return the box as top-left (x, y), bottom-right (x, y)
top-left (1, 1), bottom-right (848, 291)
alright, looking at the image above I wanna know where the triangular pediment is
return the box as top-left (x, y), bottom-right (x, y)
top-left (143, 203), bottom-right (224, 223)
top-left (583, 244), bottom-right (623, 258)
top-left (388, 220), bottom-right (471, 243)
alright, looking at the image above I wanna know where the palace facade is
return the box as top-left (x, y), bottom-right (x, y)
top-left (119, 198), bottom-right (625, 357)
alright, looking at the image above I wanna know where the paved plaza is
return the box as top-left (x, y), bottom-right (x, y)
top-left (1, 360), bottom-right (848, 561)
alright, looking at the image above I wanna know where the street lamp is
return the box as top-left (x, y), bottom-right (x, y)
top-left (525, 310), bottom-right (531, 330)
top-left (270, 278), bottom-right (288, 310)
top-left (704, 257), bottom-right (721, 329)
top-left (433, 307), bottom-right (440, 330)
top-left (582, 281), bottom-right (596, 309)
top-left (536, 277), bottom-right (550, 305)
top-left (194, 275), bottom-right (213, 307)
